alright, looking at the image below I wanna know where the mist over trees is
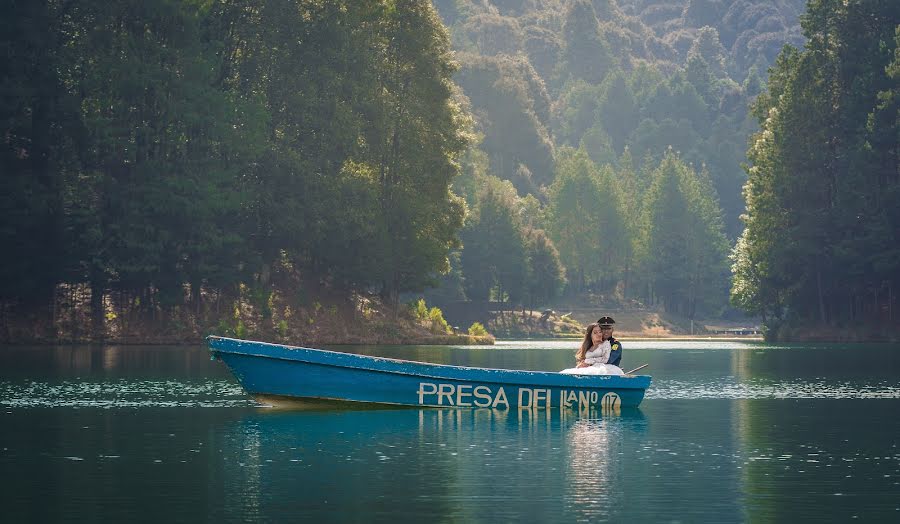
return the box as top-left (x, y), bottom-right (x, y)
top-left (428, 0), bottom-right (809, 321)
top-left (434, 0), bottom-right (897, 336)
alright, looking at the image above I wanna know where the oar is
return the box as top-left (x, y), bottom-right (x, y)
top-left (625, 364), bottom-right (648, 375)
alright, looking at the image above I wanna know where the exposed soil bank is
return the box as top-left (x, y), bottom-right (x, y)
top-left (0, 287), bottom-right (493, 346)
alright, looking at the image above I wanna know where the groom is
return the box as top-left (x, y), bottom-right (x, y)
top-left (597, 316), bottom-right (622, 367)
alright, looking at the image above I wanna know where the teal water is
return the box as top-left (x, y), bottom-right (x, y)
top-left (2, 340), bottom-right (899, 522)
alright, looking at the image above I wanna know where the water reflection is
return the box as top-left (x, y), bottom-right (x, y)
top-left (4, 342), bottom-right (900, 522)
top-left (102, 345), bottom-right (120, 370)
top-left (222, 423), bottom-right (263, 521)
top-left (647, 377), bottom-right (900, 399)
top-left (0, 344), bottom-right (226, 379)
top-left (565, 419), bottom-right (617, 519)
top-left (736, 399), bottom-right (900, 521)
top-left (210, 407), bottom-right (648, 522)
top-left (0, 378), bottom-right (251, 408)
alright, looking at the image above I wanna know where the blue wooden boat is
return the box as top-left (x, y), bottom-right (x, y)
top-left (208, 336), bottom-right (651, 409)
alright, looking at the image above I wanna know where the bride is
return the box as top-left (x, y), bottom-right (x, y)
top-left (560, 322), bottom-right (624, 375)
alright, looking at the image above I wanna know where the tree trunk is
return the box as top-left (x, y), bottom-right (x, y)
top-left (816, 267), bottom-right (827, 324)
top-left (191, 280), bottom-right (202, 316)
top-left (889, 280), bottom-right (893, 323)
top-left (90, 281), bottom-right (105, 341)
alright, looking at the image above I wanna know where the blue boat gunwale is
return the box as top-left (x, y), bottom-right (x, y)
top-left (207, 335), bottom-right (651, 390)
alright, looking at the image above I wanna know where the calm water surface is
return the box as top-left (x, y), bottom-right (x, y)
top-left (2, 340), bottom-right (899, 522)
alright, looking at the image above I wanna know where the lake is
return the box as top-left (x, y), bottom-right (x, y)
top-left (2, 340), bottom-right (899, 522)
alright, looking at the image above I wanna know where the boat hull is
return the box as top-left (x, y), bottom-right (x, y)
top-left (208, 336), bottom-right (650, 409)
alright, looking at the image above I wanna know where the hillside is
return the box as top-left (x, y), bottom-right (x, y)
top-left (7, 1), bottom-right (890, 344)
top-left (433, 0), bottom-right (805, 237)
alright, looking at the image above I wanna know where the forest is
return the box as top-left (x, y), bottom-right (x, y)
top-left (733, 0), bottom-right (899, 338)
top-left (1, 0), bottom-right (898, 342)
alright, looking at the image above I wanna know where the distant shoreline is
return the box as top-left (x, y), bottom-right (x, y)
top-left (624, 336), bottom-right (765, 342)
top-left (0, 335), bottom-right (771, 346)
top-left (0, 333), bottom-right (494, 347)
top-left (497, 335), bottom-right (765, 342)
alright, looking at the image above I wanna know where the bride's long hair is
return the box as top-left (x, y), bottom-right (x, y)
top-left (576, 323), bottom-right (600, 362)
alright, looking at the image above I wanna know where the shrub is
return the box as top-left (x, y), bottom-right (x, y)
top-left (428, 306), bottom-right (451, 334)
top-left (468, 322), bottom-right (488, 337)
top-left (410, 298), bottom-right (429, 321)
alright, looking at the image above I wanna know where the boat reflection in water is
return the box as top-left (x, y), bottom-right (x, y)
top-left (565, 417), bottom-right (628, 520)
top-left (213, 406), bottom-right (646, 521)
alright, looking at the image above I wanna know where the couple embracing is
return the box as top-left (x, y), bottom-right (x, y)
top-left (560, 316), bottom-right (624, 376)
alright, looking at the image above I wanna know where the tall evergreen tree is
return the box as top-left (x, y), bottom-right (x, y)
top-left (637, 151), bottom-right (730, 318)
top-left (524, 228), bottom-right (565, 311)
top-left (547, 148), bottom-right (604, 293)
top-left (370, 0), bottom-right (469, 304)
top-left (561, 0), bottom-right (614, 85)
top-left (547, 147), bottom-right (629, 295)
top-left (460, 180), bottom-right (527, 303)
top-left (0, 0), bottom-right (75, 308)
top-left (735, 0), bottom-right (900, 334)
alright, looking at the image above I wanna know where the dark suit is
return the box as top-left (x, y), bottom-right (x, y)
top-left (607, 337), bottom-right (622, 367)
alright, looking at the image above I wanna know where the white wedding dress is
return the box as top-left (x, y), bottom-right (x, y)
top-left (560, 340), bottom-right (624, 375)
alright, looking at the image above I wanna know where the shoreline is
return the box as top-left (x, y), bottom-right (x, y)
top-left (0, 335), bottom-right (775, 346)
top-left (624, 336), bottom-right (764, 342)
top-left (0, 334), bottom-right (495, 347)
top-left (16, 334), bottom-right (900, 345)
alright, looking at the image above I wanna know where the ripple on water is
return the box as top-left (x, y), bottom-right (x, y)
top-left (4, 375), bottom-right (899, 408)
top-left (646, 378), bottom-right (900, 400)
top-left (0, 379), bottom-right (255, 408)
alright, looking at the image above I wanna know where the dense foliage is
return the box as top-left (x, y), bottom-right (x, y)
top-left (436, 0), bottom-right (806, 238)
top-left (1, 0), bottom-right (468, 333)
top-left (734, 0), bottom-right (900, 336)
top-left (5, 0), bottom-right (895, 339)
top-left (426, 0), bottom-right (804, 319)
